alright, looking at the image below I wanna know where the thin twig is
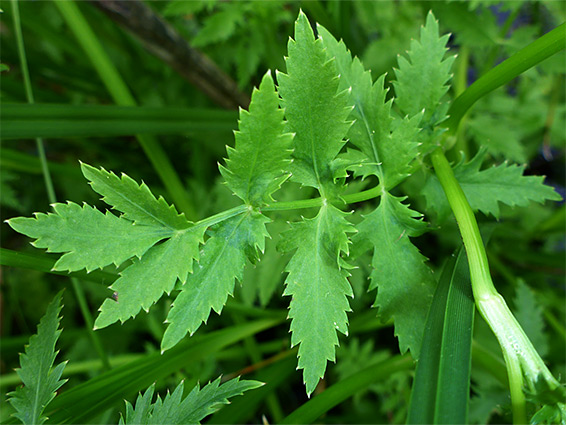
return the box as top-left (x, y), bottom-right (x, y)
top-left (90, 0), bottom-right (250, 109)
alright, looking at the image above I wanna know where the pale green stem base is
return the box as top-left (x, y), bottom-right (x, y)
top-left (431, 148), bottom-right (561, 424)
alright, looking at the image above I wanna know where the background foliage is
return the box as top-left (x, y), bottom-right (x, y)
top-left (1, 1), bottom-right (564, 424)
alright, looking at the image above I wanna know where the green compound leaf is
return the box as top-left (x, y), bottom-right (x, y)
top-left (121, 377), bottom-right (263, 425)
top-left (7, 202), bottom-right (171, 273)
top-left (8, 292), bottom-right (67, 425)
top-left (81, 162), bottom-right (190, 230)
top-left (279, 204), bottom-right (355, 396)
top-left (277, 11), bottom-right (352, 195)
top-left (423, 148), bottom-right (563, 219)
top-left (393, 11), bottom-right (455, 124)
top-left (161, 211), bottom-right (269, 351)
top-left (318, 25), bottom-right (422, 189)
top-left (94, 227), bottom-right (206, 330)
top-left (219, 71), bottom-right (294, 206)
top-left (354, 192), bottom-right (435, 358)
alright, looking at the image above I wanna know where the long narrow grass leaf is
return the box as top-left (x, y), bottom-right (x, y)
top-left (407, 247), bottom-right (474, 424)
top-left (280, 354), bottom-right (413, 424)
top-left (1, 104), bottom-right (236, 140)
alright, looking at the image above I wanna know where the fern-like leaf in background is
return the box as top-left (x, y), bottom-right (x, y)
top-left (8, 292), bottom-right (67, 425)
top-left (422, 148), bottom-right (562, 221)
top-left (120, 377), bottom-right (262, 425)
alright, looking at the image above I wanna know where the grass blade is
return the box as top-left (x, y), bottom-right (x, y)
top-left (407, 247), bottom-right (474, 424)
top-left (0, 248), bottom-right (117, 285)
top-left (280, 354), bottom-right (413, 424)
top-left (1, 104), bottom-right (236, 141)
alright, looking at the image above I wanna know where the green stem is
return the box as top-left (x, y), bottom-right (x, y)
top-left (54, 0), bottom-right (196, 220)
top-left (450, 45), bottom-right (470, 156)
top-left (503, 351), bottom-right (527, 425)
top-left (263, 184), bottom-right (383, 212)
top-left (11, 0), bottom-right (57, 204)
top-left (444, 22), bottom-right (566, 133)
top-left (71, 279), bottom-right (112, 370)
top-left (431, 148), bottom-right (563, 421)
top-left (430, 150), bottom-right (493, 296)
top-left (194, 204), bottom-right (247, 229)
top-left (11, 0), bottom-right (111, 371)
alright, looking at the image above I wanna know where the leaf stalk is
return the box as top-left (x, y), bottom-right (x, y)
top-left (443, 22), bottom-right (565, 134)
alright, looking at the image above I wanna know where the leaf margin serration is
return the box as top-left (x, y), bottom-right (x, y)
top-left (276, 10), bottom-right (353, 195)
top-left (317, 24), bottom-right (423, 190)
top-left (279, 203), bottom-right (356, 396)
top-left (161, 210), bottom-right (270, 352)
top-left (219, 70), bottom-right (294, 206)
top-left (6, 202), bottom-right (171, 273)
top-left (81, 162), bottom-right (190, 230)
top-left (93, 225), bottom-right (206, 330)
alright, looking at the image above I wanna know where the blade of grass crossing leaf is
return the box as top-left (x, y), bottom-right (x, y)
top-left (42, 318), bottom-right (281, 424)
top-left (280, 354), bottom-right (413, 424)
top-left (54, 1), bottom-right (196, 219)
top-left (0, 248), bottom-right (117, 285)
top-left (407, 247), bottom-right (474, 424)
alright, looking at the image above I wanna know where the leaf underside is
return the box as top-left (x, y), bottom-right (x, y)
top-left (354, 192), bottom-right (436, 358)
